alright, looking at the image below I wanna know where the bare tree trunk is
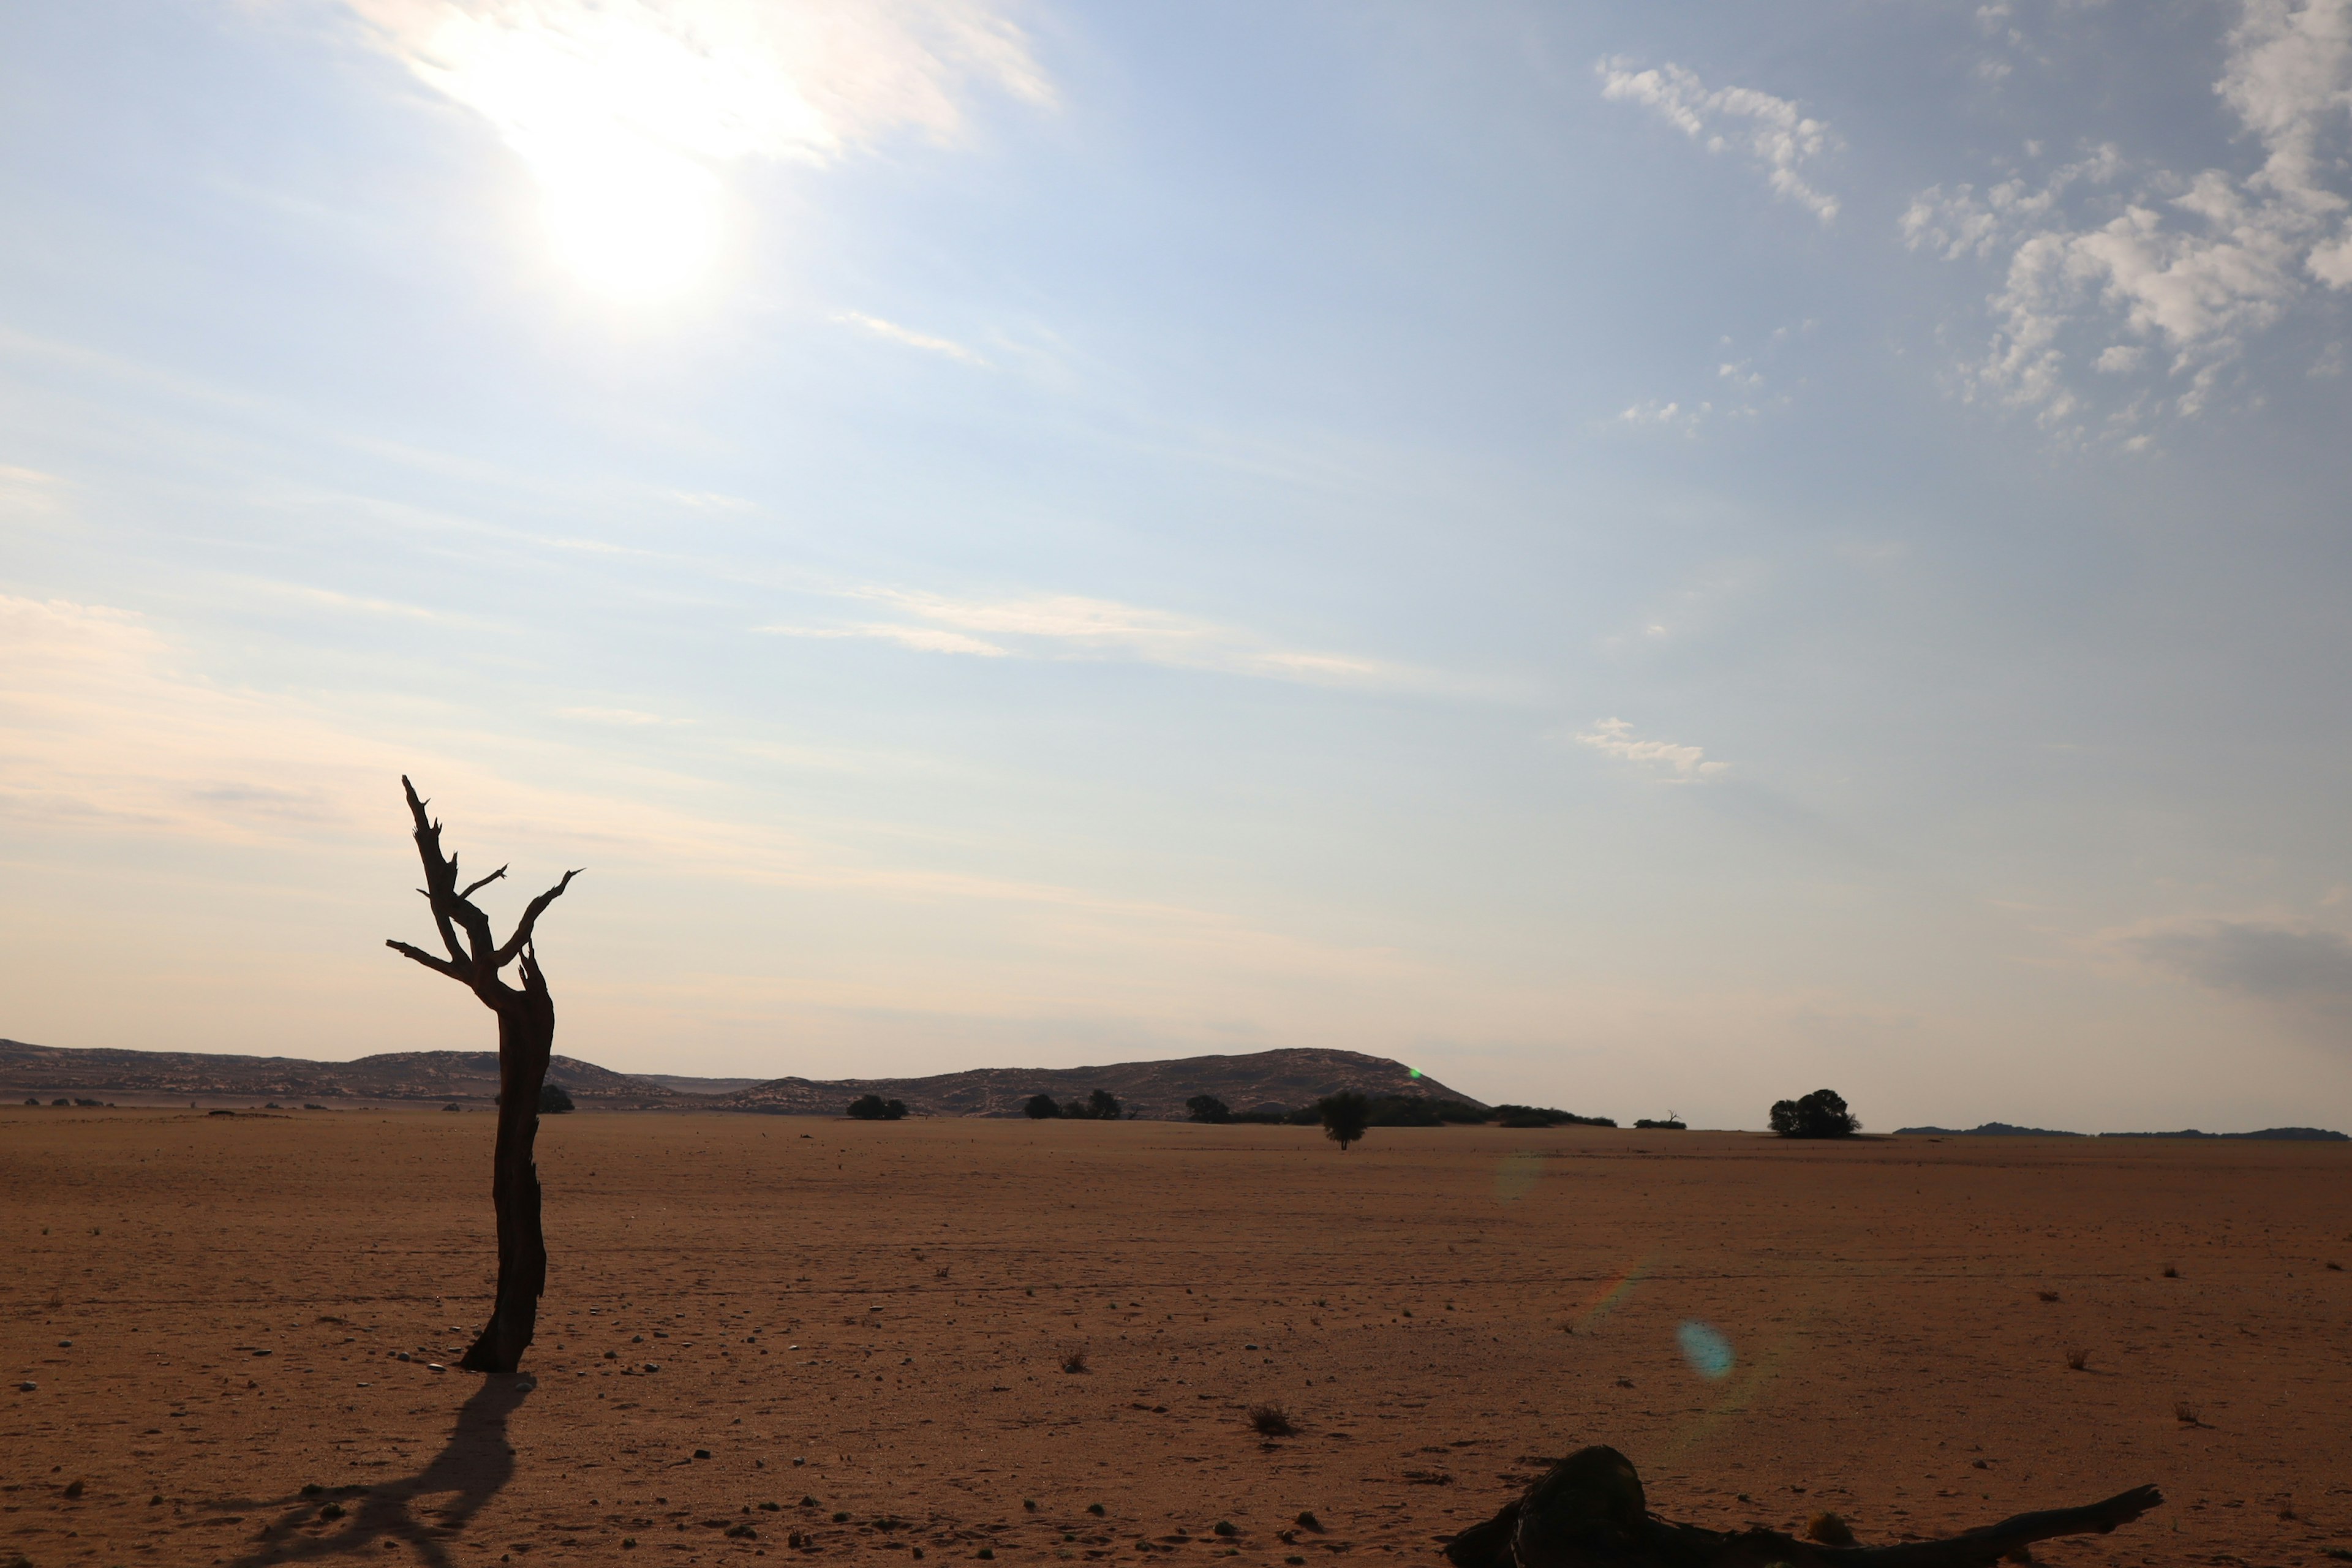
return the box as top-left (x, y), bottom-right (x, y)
top-left (460, 955), bottom-right (554, 1373)
top-left (386, 777), bottom-right (579, 1379)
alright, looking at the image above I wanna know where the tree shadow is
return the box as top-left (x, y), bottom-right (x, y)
top-left (229, 1374), bottom-right (530, 1568)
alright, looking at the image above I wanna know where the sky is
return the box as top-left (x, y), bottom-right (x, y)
top-left (4, 0), bottom-right (2352, 1133)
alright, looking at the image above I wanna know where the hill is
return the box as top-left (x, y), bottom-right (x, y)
top-left (714, 1047), bottom-right (1485, 1120)
top-left (0, 1039), bottom-right (677, 1107)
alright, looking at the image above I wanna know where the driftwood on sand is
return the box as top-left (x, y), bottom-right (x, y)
top-left (1444, 1447), bottom-right (2163, 1568)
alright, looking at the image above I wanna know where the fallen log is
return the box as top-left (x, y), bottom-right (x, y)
top-left (1444, 1447), bottom-right (2162, 1568)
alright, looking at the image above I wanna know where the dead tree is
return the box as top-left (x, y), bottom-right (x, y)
top-left (1444, 1447), bottom-right (2162, 1568)
top-left (385, 777), bottom-right (579, 1375)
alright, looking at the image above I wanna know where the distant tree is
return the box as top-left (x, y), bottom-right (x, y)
top-left (1770, 1088), bottom-right (1860, 1139)
top-left (1283, 1104), bottom-right (1321, 1126)
top-left (1186, 1094), bottom-right (1232, 1124)
top-left (1319, 1091), bottom-right (1371, 1152)
top-left (538, 1084), bottom-right (575, 1115)
top-left (1088, 1088), bottom-right (1121, 1120)
top-left (385, 775), bottom-right (579, 1376)
top-left (1023, 1093), bottom-right (1061, 1120)
top-left (847, 1094), bottom-right (907, 1121)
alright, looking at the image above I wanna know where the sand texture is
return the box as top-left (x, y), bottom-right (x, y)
top-left (4, 1111), bottom-right (2348, 1566)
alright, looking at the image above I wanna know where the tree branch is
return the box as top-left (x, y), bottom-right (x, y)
top-left (459, 865), bottom-right (509, 900)
top-left (401, 775), bottom-right (468, 965)
top-left (496, 870), bottom-right (582, 967)
top-left (385, 939), bottom-right (467, 982)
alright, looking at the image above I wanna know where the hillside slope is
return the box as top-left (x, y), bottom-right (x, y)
top-left (714, 1047), bottom-right (1484, 1120)
top-left (0, 1040), bottom-right (676, 1107)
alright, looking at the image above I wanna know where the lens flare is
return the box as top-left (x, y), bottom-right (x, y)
top-left (1676, 1321), bottom-right (1735, 1380)
top-left (1494, 1150), bottom-right (1543, 1203)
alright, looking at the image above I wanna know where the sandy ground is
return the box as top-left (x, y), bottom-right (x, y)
top-left (4, 1110), bottom-right (2350, 1568)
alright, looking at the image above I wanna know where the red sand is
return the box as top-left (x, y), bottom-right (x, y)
top-left (4, 1110), bottom-right (2348, 1566)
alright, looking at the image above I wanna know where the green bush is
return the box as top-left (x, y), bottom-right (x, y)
top-left (846, 1095), bottom-right (908, 1121)
top-left (1023, 1093), bottom-right (1060, 1119)
top-left (1769, 1089), bottom-right (1858, 1139)
top-left (538, 1084), bottom-right (575, 1114)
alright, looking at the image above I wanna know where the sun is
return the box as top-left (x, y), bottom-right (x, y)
top-left (522, 128), bottom-right (722, 303)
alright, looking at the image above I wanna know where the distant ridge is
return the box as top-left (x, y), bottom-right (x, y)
top-left (1, 1039), bottom-right (1483, 1120)
top-left (714, 1047), bottom-right (1484, 1120)
top-left (0, 1039), bottom-right (677, 1107)
top-left (1898, 1120), bottom-right (2345, 1142)
top-left (2097, 1126), bottom-right (2347, 1142)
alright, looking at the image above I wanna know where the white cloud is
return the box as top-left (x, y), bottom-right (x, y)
top-left (762, 586), bottom-right (1415, 688)
top-left (346, 0), bottom-right (1052, 295)
top-left (832, 310), bottom-right (989, 364)
top-left (1575, 717), bottom-right (1728, 781)
top-left (1598, 59), bottom-right (1840, 222)
top-left (1903, 0), bottom-right (2352, 434)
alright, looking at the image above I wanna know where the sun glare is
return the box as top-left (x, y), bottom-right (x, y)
top-left (524, 129), bottom-right (722, 303)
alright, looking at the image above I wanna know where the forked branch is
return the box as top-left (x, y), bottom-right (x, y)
top-left (388, 774), bottom-right (580, 1005)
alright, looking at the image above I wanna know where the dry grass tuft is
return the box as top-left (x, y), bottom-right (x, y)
top-left (1060, 1349), bottom-right (1089, 1374)
top-left (1248, 1403), bottom-right (1296, 1439)
top-left (2035, 1290), bottom-right (2060, 1303)
top-left (1805, 1512), bottom-right (1855, 1547)
top-left (2173, 1400), bottom-right (2201, 1426)
top-left (2065, 1347), bottom-right (2090, 1371)
top-left (2162, 1265), bottom-right (2179, 1278)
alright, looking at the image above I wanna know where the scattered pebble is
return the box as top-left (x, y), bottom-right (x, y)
top-left (15, 1381), bottom-right (35, 1393)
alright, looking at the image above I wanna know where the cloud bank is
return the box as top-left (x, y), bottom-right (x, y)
top-left (1902, 0), bottom-right (2352, 435)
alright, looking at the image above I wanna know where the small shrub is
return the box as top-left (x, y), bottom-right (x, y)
top-left (1768, 1089), bottom-right (1860, 1139)
top-left (538, 1084), bottom-right (575, 1114)
top-left (1086, 1503), bottom-right (1106, 1517)
top-left (2328, 1261), bottom-right (2343, 1271)
top-left (846, 1095), bottom-right (907, 1121)
top-left (1023, 1094), bottom-right (1060, 1120)
top-left (1806, 1513), bottom-right (1855, 1547)
top-left (1248, 1403), bottom-right (1295, 1438)
top-left (2173, 1401), bottom-right (2201, 1426)
top-left (2162, 1265), bottom-right (2178, 1278)
top-left (1061, 1349), bottom-right (1090, 1374)
top-left (2036, 1290), bottom-right (2060, 1303)
top-left (2065, 1347), bottom-right (2090, 1371)
top-left (1186, 1095), bottom-right (1232, 1125)
top-left (1212, 1521), bottom-right (1238, 1537)
top-left (1633, 1117), bottom-right (1686, 1130)
top-left (1293, 1512), bottom-right (1323, 1532)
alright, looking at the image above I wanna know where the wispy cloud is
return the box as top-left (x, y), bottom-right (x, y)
top-left (832, 310), bottom-right (990, 364)
top-left (1902, 0), bottom-right (2352, 436)
top-left (558, 706), bottom-right (690, 725)
top-left (763, 621), bottom-right (1011, 657)
top-left (1575, 717), bottom-right (1728, 781)
top-left (1598, 58), bottom-right (1840, 222)
top-left (763, 586), bottom-right (1418, 688)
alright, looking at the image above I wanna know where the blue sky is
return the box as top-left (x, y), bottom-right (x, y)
top-left (5, 0), bottom-right (2351, 1131)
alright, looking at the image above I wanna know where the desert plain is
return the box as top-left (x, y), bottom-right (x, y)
top-left (4, 1109), bottom-right (2349, 1568)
